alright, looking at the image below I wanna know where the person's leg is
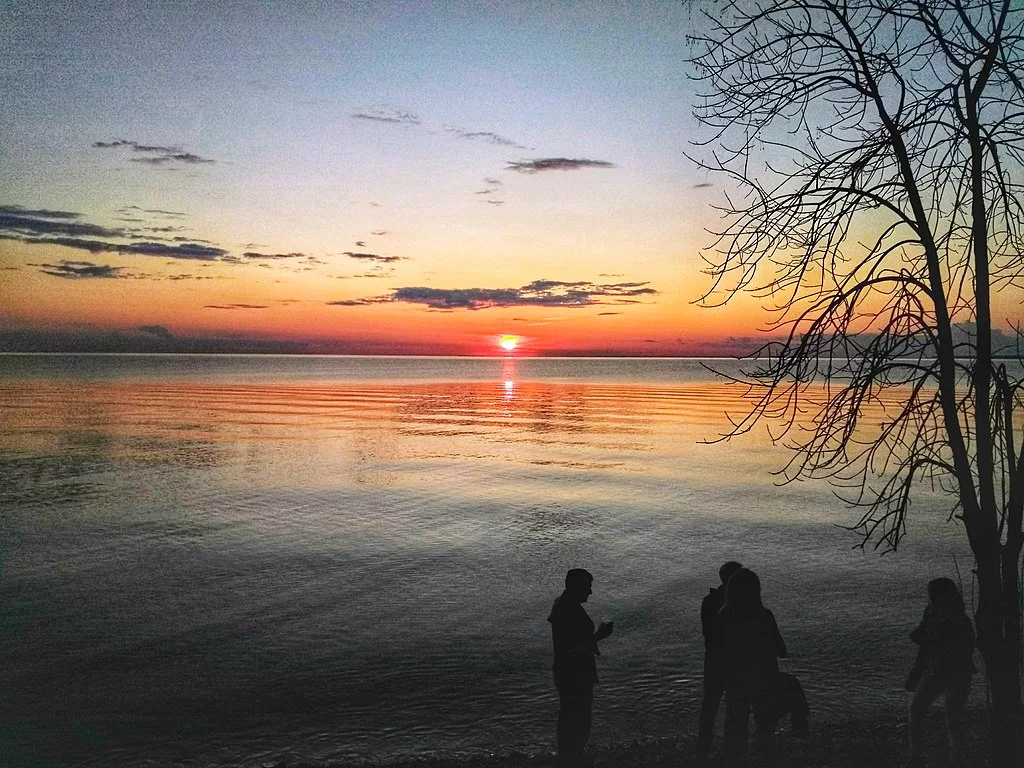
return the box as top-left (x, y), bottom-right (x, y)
top-left (942, 674), bottom-right (972, 766)
top-left (909, 671), bottom-right (946, 763)
top-left (698, 656), bottom-right (725, 755)
top-left (752, 693), bottom-right (778, 764)
top-left (556, 683), bottom-right (593, 767)
top-left (580, 685), bottom-right (594, 758)
top-left (556, 684), bottom-right (579, 766)
top-left (723, 691), bottom-right (751, 767)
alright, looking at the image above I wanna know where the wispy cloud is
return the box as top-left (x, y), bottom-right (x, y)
top-left (204, 303), bottom-right (270, 310)
top-left (447, 128), bottom-right (530, 149)
top-left (0, 205), bottom-right (81, 219)
top-left (241, 251), bottom-right (307, 260)
top-left (132, 152), bottom-right (214, 166)
top-left (0, 206), bottom-right (232, 260)
top-left (94, 139), bottom-right (215, 165)
top-left (506, 158), bottom-right (616, 174)
top-left (344, 251), bottom-right (402, 263)
top-left (119, 206), bottom-right (187, 218)
top-left (34, 260), bottom-right (129, 279)
top-left (19, 235), bottom-right (228, 260)
top-left (0, 210), bottom-right (123, 239)
top-left (475, 176), bottom-right (505, 204)
top-left (351, 107), bottom-right (421, 125)
top-left (330, 279), bottom-right (656, 311)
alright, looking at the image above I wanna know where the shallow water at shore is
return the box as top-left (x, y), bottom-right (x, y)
top-left (0, 355), bottom-right (981, 767)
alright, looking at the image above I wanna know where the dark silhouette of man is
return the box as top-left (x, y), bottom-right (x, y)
top-left (697, 560), bottom-right (744, 758)
top-left (548, 568), bottom-right (614, 767)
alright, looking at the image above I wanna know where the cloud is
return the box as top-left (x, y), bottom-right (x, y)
top-left (446, 128), bottom-right (530, 149)
top-left (505, 158), bottom-right (616, 174)
top-left (204, 304), bottom-right (270, 310)
top-left (475, 177), bottom-right (505, 205)
top-left (371, 230), bottom-right (388, 236)
top-left (598, 312), bottom-right (622, 316)
top-left (94, 139), bottom-right (215, 165)
top-left (331, 279), bottom-right (656, 311)
top-left (0, 211), bottom-right (124, 239)
top-left (165, 273), bottom-right (218, 281)
top-left (354, 240), bottom-right (366, 247)
top-left (118, 241), bottom-right (228, 259)
top-left (139, 324), bottom-right (174, 340)
top-left (242, 251), bottom-right (307, 260)
top-left (0, 205), bottom-right (81, 219)
top-left (120, 206), bottom-right (186, 218)
top-left (14, 234), bottom-right (228, 260)
top-left (692, 182), bottom-right (713, 189)
top-left (34, 260), bottom-right (128, 279)
top-left (343, 251), bottom-right (402, 263)
top-left (351, 107), bottom-right (421, 125)
top-left (131, 152), bottom-right (215, 166)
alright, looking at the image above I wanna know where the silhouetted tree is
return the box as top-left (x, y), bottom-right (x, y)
top-left (688, 1), bottom-right (1023, 763)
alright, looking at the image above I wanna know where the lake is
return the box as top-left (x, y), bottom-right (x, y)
top-left (0, 354), bottom-right (980, 767)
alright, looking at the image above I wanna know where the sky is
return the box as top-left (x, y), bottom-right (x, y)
top-left (0, 0), bottom-right (769, 356)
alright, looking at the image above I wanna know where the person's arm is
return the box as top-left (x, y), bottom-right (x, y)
top-left (594, 619), bottom-right (614, 643)
top-left (769, 611), bottom-right (787, 659)
top-left (909, 607), bottom-right (930, 645)
top-left (700, 591), bottom-right (715, 643)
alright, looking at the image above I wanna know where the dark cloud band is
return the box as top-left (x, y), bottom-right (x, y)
top-left (330, 279), bottom-right (655, 311)
top-left (94, 139), bottom-right (215, 165)
top-left (344, 251), bottom-right (402, 263)
top-left (505, 158), bottom-right (616, 173)
top-left (35, 261), bottom-right (127, 279)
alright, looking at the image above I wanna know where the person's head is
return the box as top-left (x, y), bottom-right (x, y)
top-left (719, 561), bottom-right (744, 585)
top-left (726, 568), bottom-right (762, 613)
top-left (927, 577), bottom-right (966, 615)
top-left (565, 568), bottom-right (594, 603)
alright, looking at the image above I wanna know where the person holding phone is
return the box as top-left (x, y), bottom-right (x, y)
top-left (548, 568), bottom-right (614, 768)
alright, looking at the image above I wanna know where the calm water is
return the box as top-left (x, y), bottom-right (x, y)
top-left (0, 354), bottom-right (979, 768)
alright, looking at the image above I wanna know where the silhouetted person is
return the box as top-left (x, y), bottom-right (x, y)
top-left (904, 577), bottom-right (975, 768)
top-left (697, 560), bottom-right (744, 757)
top-left (548, 568), bottom-right (614, 767)
top-left (719, 568), bottom-right (788, 766)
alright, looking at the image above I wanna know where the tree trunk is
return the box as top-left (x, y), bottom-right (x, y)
top-left (975, 548), bottom-right (1023, 767)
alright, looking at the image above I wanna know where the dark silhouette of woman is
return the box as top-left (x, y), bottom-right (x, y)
top-left (904, 577), bottom-right (975, 767)
top-left (719, 568), bottom-right (787, 765)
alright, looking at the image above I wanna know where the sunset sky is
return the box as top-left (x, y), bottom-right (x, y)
top-left (0, 1), bottom-right (772, 356)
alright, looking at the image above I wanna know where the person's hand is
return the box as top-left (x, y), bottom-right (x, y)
top-left (596, 619), bottom-right (614, 641)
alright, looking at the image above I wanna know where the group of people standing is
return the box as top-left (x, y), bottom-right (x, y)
top-left (548, 564), bottom-right (976, 767)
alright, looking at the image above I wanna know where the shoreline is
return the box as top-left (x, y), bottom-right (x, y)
top-left (256, 708), bottom-right (991, 768)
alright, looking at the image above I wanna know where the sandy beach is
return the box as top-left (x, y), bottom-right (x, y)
top-left (254, 709), bottom-right (991, 768)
